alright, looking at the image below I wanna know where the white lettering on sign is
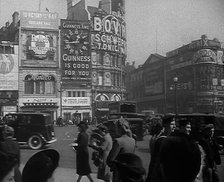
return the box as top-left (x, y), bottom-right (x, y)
top-left (62, 55), bottom-right (91, 62)
top-left (62, 97), bottom-right (90, 106)
top-left (93, 15), bottom-right (126, 38)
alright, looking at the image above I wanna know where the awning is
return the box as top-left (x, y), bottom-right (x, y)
top-left (22, 102), bottom-right (58, 108)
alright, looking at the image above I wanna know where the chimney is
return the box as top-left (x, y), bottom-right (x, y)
top-left (12, 11), bottom-right (19, 26)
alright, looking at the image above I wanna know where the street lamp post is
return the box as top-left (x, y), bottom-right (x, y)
top-left (173, 77), bottom-right (178, 115)
top-left (59, 81), bottom-right (63, 117)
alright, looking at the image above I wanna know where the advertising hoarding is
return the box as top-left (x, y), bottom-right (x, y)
top-left (21, 30), bottom-right (57, 60)
top-left (60, 19), bottom-right (91, 82)
top-left (20, 10), bottom-right (59, 30)
top-left (0, 54), bottom-right (18, 90)
top-left (62, 97), bottom-right (90, 107)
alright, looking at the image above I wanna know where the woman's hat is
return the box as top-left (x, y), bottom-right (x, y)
top-left (112, 153), bottom-right (145, 175)
top-left (77, 121), bottom-right (88, 130)
top-left (22, 149), bottom-right (59, 182)
top-left (116, 117), bottom-right (130, 132)
top-left (0, 151), bottom-right (17, 181)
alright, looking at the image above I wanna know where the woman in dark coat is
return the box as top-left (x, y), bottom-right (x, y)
top-left (76, 122), bottom-right (94, 182)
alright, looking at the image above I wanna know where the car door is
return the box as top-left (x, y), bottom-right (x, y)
top-left (16, 115), bottom-right (30, 142)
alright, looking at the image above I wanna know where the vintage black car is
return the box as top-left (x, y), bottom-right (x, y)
top-left (4, 113), bottom-right (57, 149)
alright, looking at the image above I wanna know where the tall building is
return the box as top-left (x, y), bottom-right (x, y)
top-left (67, 0), bottom-right (127, 120)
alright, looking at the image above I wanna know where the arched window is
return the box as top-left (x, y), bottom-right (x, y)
top-left (45, 75), bottom-right (56, 94)
top-left (24, 74), bottom-right (56, 95)
top-left (35, 75), bottom-right (45, 94)
top-left (24, 75), bottom-right (34, 94)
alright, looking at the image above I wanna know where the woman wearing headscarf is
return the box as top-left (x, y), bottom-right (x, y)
top-left (107, 118), bottom-right (136, 182)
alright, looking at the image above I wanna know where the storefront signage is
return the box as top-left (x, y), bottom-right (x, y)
top-left (20, 10), bottom-right (58, 29)
top-left (62, 97), bottom-right (90, 106)
top-left (26, 74), bottom-right (54, 81)
top-left (19, 98), bottom-right (58, 106)
top-left (60, 20), bottom-right (91, 81)
top-left (0, 54), bottom-right (18, 90)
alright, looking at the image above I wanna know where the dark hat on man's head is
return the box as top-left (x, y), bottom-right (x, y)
top-left (178, 118), bottom-right (190, 127)
top-left (22, 149), bottom-right (59, 182)
top-left (162, 114), bottom-right (175, 125)
top-left (0, 151), bottom-right (17, 181)
top-left (202, 124), bottom-right (214, 132)
top-left (112, 153), bottom-right (145, 176)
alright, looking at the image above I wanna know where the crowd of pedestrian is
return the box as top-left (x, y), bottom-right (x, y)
top-left (0, 114), bottom-right (222, 182)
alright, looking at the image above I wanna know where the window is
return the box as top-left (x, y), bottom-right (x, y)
top-left (68, 91), bottom-right (72, 97)
top-left (82, 91), bottom-right (86, 97)
top-left (25, 75), bottom-right (34, 94)
top-left (24, 74), bottom-right (56, 95)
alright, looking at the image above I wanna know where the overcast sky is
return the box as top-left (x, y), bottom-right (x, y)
top-left (1, 0), bottom-right (224, 66)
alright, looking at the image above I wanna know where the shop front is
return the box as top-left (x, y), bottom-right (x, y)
top-left (18, 98), bottom-right (58, 121)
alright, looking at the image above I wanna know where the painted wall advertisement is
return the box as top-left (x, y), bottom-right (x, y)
top-left (91, 14), bottom-right (126, 55)
top-left (21, 30), bottom-right (58, 65)
top-left (0, 54), bottom-right (18, 90)
top-left (20, 10), bottom-right (59, 30)
top-left (60, 20), bottom-right (91, 81)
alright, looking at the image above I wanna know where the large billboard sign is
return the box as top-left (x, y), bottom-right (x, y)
top-left (0, 54), bottom-right (18, 90)
top-left (92, 15), bottom-right (126, 55)
top-left (21, 30), bottom-right (58, 66)
top-left (60, 20), bottom-right (91, 81)
top-left (20, 11), bottom-right (58, 30)
top-left (167, 38), bottom-right (224, 58)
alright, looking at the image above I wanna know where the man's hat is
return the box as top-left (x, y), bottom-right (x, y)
top-left (202, 124), bottom-right (214, 132)
top-left (162, 114), bottom-right (175, 125)
top-left (112, 153), bottom-right (145, 175)
top-left (22, 149), bottom-right (59, 182)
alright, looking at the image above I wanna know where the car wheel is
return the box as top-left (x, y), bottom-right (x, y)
top-left (28, 135), bottom-right (43, 150)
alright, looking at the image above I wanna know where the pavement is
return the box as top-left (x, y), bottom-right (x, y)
top-left (20, 164), bottom-right (103, 182)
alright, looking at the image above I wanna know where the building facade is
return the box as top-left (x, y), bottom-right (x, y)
top-left (18, 11), bottom-right (60, 120)
top-left (67, 0), bottom-right (127, 120)
top-left (128, 35), bottom-right (224, 114)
